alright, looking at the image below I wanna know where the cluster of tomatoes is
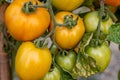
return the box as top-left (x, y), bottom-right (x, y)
top-left (3, 0), bottom-right (120, 80)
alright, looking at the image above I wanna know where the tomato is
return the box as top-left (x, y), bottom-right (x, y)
top-left (107, 5), bottom-right (118, 13)
top-left (15, 42), bottom-right (52, 80)
top-left (85, 42), bottom-right (111, 71)
top-left (51, 0), bottom-right (84, 11)
top-left (105, 0), bottom-right (120, 7)
top-left (4, 0), bottom-right (50, 41)
top-left (42, 66), bottom-right (61, 80)
top-left (54, 11), bottom-right (85, 49)
top-left (55, 51), bottom-right (77, 71)
top-left (84, 11), bottom-right (113, 34)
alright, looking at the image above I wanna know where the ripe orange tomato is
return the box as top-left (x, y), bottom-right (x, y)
top-left (15, 42), bottom-right (52, 80)
top-left (54, 11), bottom-right (85, 49)
top-left (51, 0), bottom-right (84, 11)
top-left (105, 0), bottom-right (120, 7)
top-left (4, 0), bottom-right (50, 41)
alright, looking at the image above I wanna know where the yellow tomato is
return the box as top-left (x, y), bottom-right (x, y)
top-left (54, 11), bottom-right (85, 49)
top-left (15, 42), bottom-right (52, 80)
top-left (51, 0), bottom-right (84, 11)
top-left (4, 0), bottom-right (50, 41)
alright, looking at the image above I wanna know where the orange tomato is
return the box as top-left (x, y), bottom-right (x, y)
top-left (107, 5), bottom-right (118, 13)
top-left (15, 42), bottom-right (52, 80)
top-left (54, 11), bottom-right (85, 49)
top-left (105, 0), bottom-right (120, 7)
top-left (4, 0), bottom-right (50, 41)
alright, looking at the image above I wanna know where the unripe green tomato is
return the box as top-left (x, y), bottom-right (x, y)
top-left (85, 42), bottom-right (111, 71)
top-left (42, 67), bottom-right (61, 80)
top-left (56, 51), bottom-right (77, 71)
top-left (84, 11), bottom-right (113, 34)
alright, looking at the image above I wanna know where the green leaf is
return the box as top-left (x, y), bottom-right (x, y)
top-left (80, 32), bottom-right (93, 52)
top-left (69, 33), bottom-right (100, 78)
top-left (93, 31), bottom-right (107, 40)
top-left (70, 52), bottom-right (100, 78)
top-left (118, 70), bottom-right (120, 80)
top-left (60, 70), bottom-right (75, 80)
top-left (0, 0), bottom-right (3, 5)
top-left (107, 23), bottom-right (120, 44)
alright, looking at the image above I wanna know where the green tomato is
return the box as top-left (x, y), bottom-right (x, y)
top-left (85, 42), bottom-right (111, 71)
top-left (101, 17), bottom-right (113, 34)
top-left (56, 51), bottom-right (77, 71)
top-left (84, 11), bottom-right (113, 34)
top-left (41, 67), bottom-right (61, 80)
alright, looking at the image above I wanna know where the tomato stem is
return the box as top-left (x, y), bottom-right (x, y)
top-left (53, 36), bottom-right (63, 51)
top-left (27, 0), bottom-right (65, 51)
top-left (43, 5), bottom-right (56, 40)
top-left (0, 23), bottom-right (5, 51)
top-left (44, 0), bottom-right (65, 51)
top-left (96, 0), bottom-right (104, 45)
top-left (22, 1), bottom-right (48, 14)
top-left (105, 7), bottom-right (118, 22)
top-left (63, 15), bottom-right (78, 29)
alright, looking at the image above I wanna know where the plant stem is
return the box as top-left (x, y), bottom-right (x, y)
top-left (11, 50), bottom-right (16, 80)
top-left (53, 36), bottom-right (63, 51)
top-left (32, 0), bottom-right (64, 51)
top-left (42, 0), bottom-right (64, 51)
top-left (96, 0), bottom-right (104, 45)
top-left (105, 7), bottom-right (118, 22)
top-left (0, 23), bottom-right (5, 51)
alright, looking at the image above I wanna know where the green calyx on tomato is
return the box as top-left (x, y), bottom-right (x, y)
top-left (64, 15), bottom-right (78, 28)
top-left (85, 41), bottom-right (111, 72)
top-left (22, 1), bottom-right (37, 14)
top-left (54, 11), bottom-right (85, 49)
top-left (42, 66), bottom-right (61, 80)
top-left (55, 50), bottom-right (77, 71)
top-left (84, 11), bottom-right (113, 34)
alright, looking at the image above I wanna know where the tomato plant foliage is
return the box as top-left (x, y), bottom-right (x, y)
top-left (107, 23), bottom-right (120, 44)
top-left (1, 0), bottom-right (120, 80)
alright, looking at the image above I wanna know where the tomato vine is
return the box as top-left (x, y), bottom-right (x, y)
top-left (0, 0), bottom-right (120, 80)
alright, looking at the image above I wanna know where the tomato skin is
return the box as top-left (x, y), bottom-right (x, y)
top-left (84, 11), bottom-right (113, 34)
top-left (15, 42), bottom-right (52, 80)
top-left (42, 67), bottom-right (61, 80)
top-left (51, 0), bottom-right (84, 11)
top-left (56, 51), bottom-right (77, 71)
top-left (84, 11), bottom-right (99, 32)
top-left (105, 0), bottom-right (120, 7)
top-left (55, 12), bottom-right (85, 49)
top-left (101, 17), bottom-right (113, 34)
top-left (85, 42), bottom-right (111, 71)
top-left (4, 0), bottom-right (50, 41)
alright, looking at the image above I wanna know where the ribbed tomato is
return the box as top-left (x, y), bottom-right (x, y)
top-left (4, 0), bottom-right (50, 41)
